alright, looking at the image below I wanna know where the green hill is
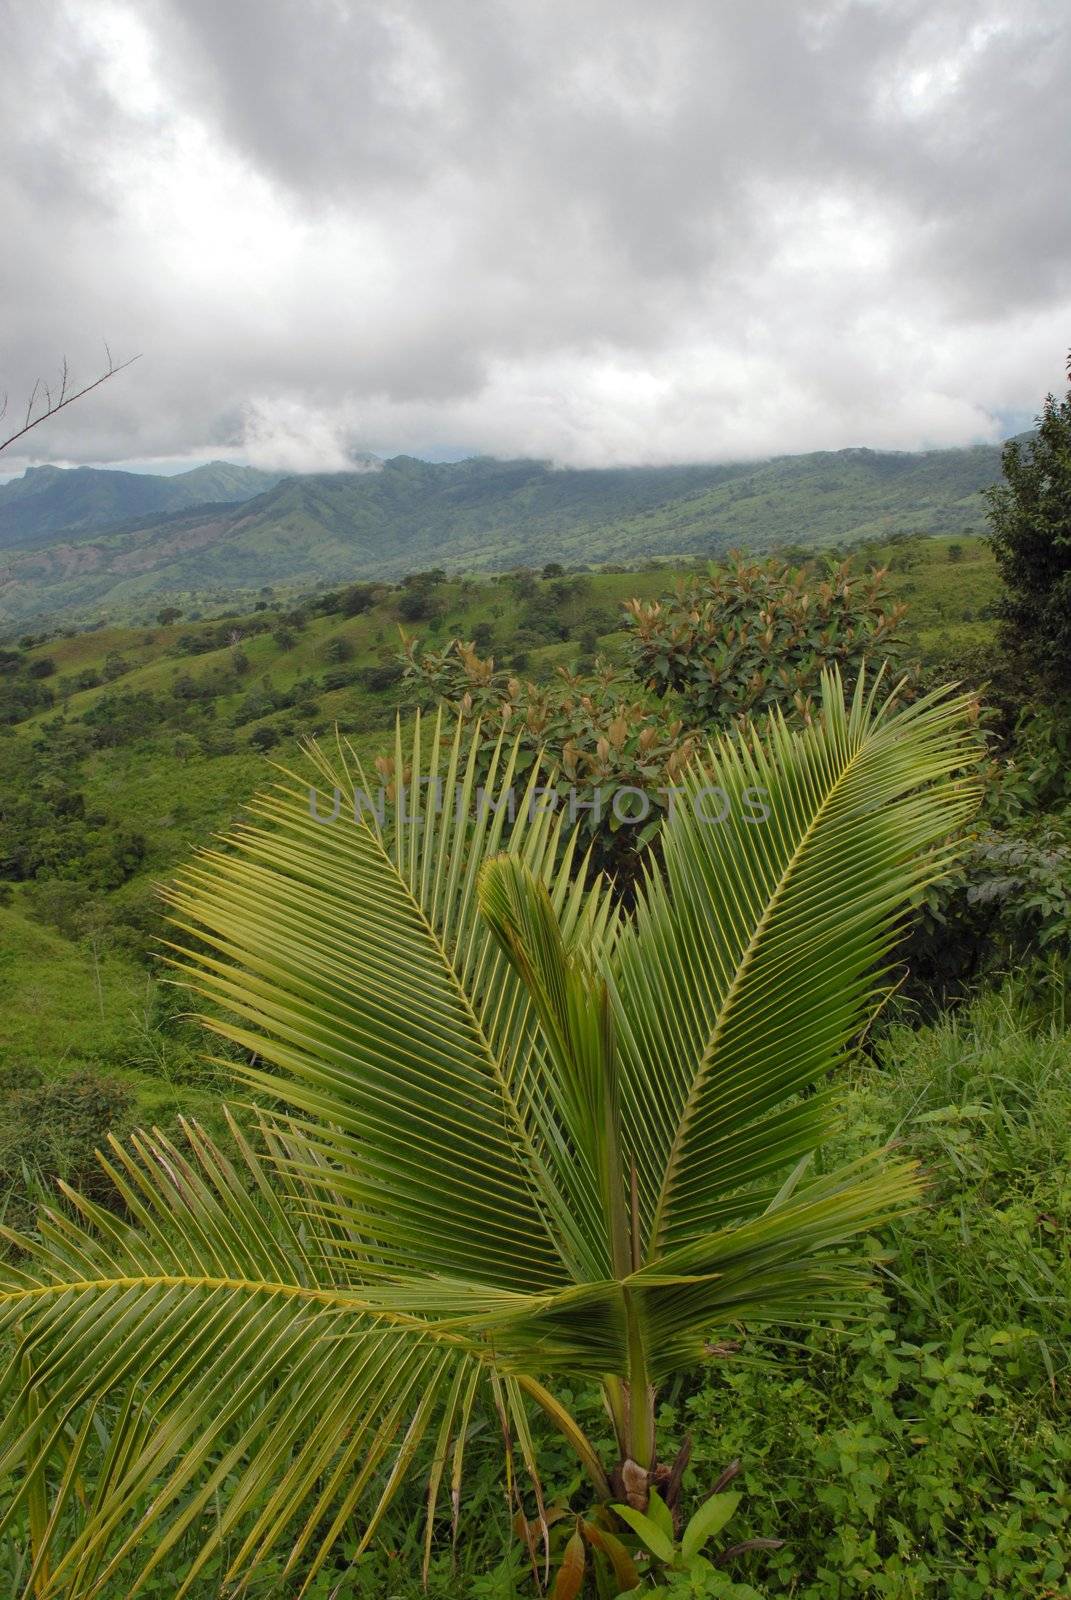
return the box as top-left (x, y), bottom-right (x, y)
top-left (0, 443), bottom-right (1004, 627)
top-left (0, 459), bottom-right (282, 552)
top-left (0, 532), bottom-right (999, 1112)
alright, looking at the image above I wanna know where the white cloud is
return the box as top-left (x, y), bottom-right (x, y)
top-left (1, 0), bottom-right (1068, 474)
top-left (241, 397), bottom-right (375, 475)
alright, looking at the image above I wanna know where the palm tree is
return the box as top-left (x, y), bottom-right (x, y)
top-left (0, 671), bottom-right (978, 1597)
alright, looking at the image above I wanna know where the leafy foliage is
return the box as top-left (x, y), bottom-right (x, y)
top-left (985, 351), bottom-right (1071, 703)
top-left (667, 990), bottom-right (1071, 1598)
top-left (907, 815), bottom-right (1071, 1002)
top-left (398, 635), bottom-right (698, 881)
top-left (0, 675), bottom-right (978, 1595)
top-left (624, 554), bottom-right (910, 728)
top-left (0, 734), bottom-right (147, 889)
top-left (0, 1067), bottom-right (134, 1229)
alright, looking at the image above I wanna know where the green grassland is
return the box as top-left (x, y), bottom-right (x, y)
top-left (6, 530), bottom-right (1071, 1600)
top-left (0, 533), bottom-right (997, 1117)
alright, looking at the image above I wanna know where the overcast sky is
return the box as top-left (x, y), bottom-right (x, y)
top-left (2, 0), bottom-right (1069, 477)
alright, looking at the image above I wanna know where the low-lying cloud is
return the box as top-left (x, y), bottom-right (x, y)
top-left (2, 0), bottom-right (1068, 475)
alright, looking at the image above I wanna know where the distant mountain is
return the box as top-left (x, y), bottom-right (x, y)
top-left (0, 444), bottom-right (1004, 627)
top-left (0, 461), bottom-right (283, 551)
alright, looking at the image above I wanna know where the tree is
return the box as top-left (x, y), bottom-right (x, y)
top-left (340, 582), bottom-right (379, 617)
top-left (156, 606), bottom-right (183, 626)
top-left (248, 723), bottom-right (279, 751)
top-left (625, 552), bottom-right (909, 730)
top-left (398, 635), bottom-right (699, 886)
top-left (0, 679), bottom-right (979, 1593)
top-left (396, 586), bottom-right (445, 622)
top-left (323, 636), bottom-right (353, 664)
top-left (984, 351), bottom-right (1071, 702)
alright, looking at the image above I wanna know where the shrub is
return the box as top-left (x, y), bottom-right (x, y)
top-left (355, 661), bottom-right (405, 693)
top-left (985, 350), bottom-right (1071, 706)
top-left (339, 583), bottom-right (379, 617)
top-left (249, 724), bottom-right (280, 752)
top-left (323, 636), bottom-right (354, 664)
top-left (664, 993), bottom-right (1071, 1599)
top-left (101, 652), bottom-right (131, 682)
top-left (396, 587), bottom-right (445, 622)
top-left (625, 552), bottom-right (910, 729)
top-left (0, 1069), bottom-right (134, 1228)
top-left (906, 816), bottom-right (1071, 1002)
top-left (399, 636), bottom-right (710, 886)
top-left (321, 666), bottom-right (357, 691)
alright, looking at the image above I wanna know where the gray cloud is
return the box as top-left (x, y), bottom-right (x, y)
top-left (1, 0), bottom-right (1068, 474)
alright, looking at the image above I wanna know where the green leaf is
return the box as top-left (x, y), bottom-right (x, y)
top-left (581, 1520), bottom-right (642, 1592)
top-left (612, 670), bottom-right (979, 1267)
top-left (0, 683), bottom-right (980, 1592)
top-left (611, 1504), bottom-right (676, 1565)
top-left (681, 1491), bottom-right (741, 1561)
top-left (646, 1487), bottom-right (675, 1540)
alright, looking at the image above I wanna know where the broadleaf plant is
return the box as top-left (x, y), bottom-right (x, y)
top-left (0, 669), bottom-right (980, 1596)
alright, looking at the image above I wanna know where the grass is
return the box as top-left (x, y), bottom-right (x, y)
top-left (1, 532), bottom-right (1001, 1117)
top-left (14, 536), bottom-right (997, 726)
top-left (0, 519), bottom-right (1061, 1596)
top-left (0, 905), bottom-right (232, 1133)
top-left (0, 906), bottom-right (145, 1068)
top-left (662, 989), bottom-right (1071, 1599)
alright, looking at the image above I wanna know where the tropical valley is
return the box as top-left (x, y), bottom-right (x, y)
top-left (1, 395), bottom-right (1069, 1595)
top-left (0, 438), bottom-right (1005, 627)
top-left (3, 2), bottom-right (1070, 1590)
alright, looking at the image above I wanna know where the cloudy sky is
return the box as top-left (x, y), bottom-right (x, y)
top-left (2, 0), bottom-right (1069, 476)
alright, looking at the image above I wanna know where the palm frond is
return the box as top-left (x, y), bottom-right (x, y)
top-left (611, 670), bottom-right (979, 1256)
top-left (1, 677), bottom-right (982, 1589)
top-left (161, 713), bottom-right (596, 1289)
top-left (0, 1113), bottom-right (504, 1598)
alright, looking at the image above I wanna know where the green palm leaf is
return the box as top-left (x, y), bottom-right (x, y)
top-left (0, 1116), bottom-right (489, 1597)
top-left (0, 672), bottom-right (981, 1592)
top-left (612, 672), bottom-right (978, 1254)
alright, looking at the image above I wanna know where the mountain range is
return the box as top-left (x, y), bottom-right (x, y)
top-left (0, 460), bottom-right (283, 552)
top-left (0, 441), bottom-right (1006, 628)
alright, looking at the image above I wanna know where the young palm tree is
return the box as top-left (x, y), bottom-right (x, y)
top-left (0, 671), bottom-right (978, 1597)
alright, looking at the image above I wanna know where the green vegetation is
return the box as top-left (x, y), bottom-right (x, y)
top-left (0, 461), bottom-right (280, 551)
top-left (0, 533), bottom-right (1000, 1103)
top-left (0, 678), bottom-right (980, 1594)
top-left (0, 438), bottom-right (1005, 627)
top-left (985, 353), bottom-right (1071, 701)
top-left (624, 556), bottom-right (909, 726)
top-left (0, 385), bottom-right (1067, 1600)
top-left (651, 988), bottom-right (1071, 1599)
